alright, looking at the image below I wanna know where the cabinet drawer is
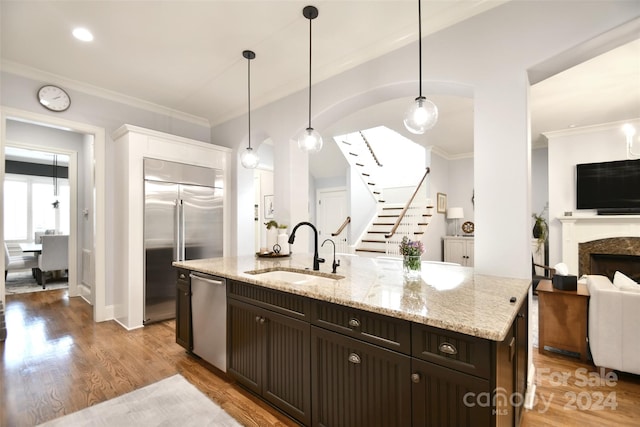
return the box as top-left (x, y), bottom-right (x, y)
top-left (311, 300), bottom-right (411, 354)
top-left (412, 324), bottom-right (490, 378)
top-left (228, 280), bottom-right (309, 320)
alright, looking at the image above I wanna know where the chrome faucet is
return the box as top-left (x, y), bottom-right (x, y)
top-left (288, 221), bottom-right (325, 271)
top-left (321, 239), bottom-right (340, 274)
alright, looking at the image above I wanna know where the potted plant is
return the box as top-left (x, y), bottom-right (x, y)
top-left (264, 220), bottom-right (279, 250)
top-left (532, 206), bottom-right (548, 251)
top-left (399, 236), bottom-right (424, 280)
top-left (264, 220), bottom-right (279, 230)
top-left (276, 224), bottom-right (289, 255)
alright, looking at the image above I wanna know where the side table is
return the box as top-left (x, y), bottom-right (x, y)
top-left (537, 279), bottom-right (590, 361)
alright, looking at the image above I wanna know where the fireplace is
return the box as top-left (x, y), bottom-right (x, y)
top-left (578, 237), bottom-right (640, 282)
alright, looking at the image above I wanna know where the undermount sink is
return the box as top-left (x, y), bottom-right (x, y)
top-left (246, 269), bottom-right (344, 285)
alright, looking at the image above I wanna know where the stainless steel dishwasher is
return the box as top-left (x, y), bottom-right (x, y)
top-left (189, 272), bottom-right (227, 372)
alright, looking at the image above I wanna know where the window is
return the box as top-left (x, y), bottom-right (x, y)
top-left (3, 174), bottom-right (69, 242)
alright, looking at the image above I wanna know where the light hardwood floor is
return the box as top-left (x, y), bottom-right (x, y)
top-left (2, 289), bottom-right (639, 426)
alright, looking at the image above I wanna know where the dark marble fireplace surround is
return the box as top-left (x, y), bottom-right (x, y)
top-left (579, 237), bottom-right (640, 282)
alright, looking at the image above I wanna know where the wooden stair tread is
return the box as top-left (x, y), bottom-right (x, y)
top-left (355, 248), bottom-right (386, 253)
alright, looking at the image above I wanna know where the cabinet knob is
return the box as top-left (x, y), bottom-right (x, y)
top-left (348, 318), bottom-right (361, 328)
top-left (255, 316), bottom-right (261, 323)
top-left (411, 373), bottom-right (421, 383)
top-left (184, 292), bottom-right (189, 296)
top-left (348, 353), bottom-right (361, 364)
top-left (259, 317), bottom-right (266, 324)
top-left (179, 273), bottom-right (186, 279)
top-left (438, 342), bottom-right (458, 355)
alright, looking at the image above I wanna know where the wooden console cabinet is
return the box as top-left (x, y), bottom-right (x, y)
top-left (537, 280), bottom-right (590, 361)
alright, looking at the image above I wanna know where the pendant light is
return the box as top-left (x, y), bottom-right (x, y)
top-left (240, 49), bottom-right (260, 169)
top-left (403, 0), bottom-right (438, 134)
top-left (297, 5), bottom-right (323, 153)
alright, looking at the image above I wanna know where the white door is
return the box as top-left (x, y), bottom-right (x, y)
top-left (317, 188), bottom-right (348, 253)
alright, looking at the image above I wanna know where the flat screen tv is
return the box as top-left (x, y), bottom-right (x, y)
top-left (576, 159), bottom-right (640, 214)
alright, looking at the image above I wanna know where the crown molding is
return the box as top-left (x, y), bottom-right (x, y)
top-left (1, 61), bottom-right (211, 128)
top-left (543, 118), bottom-right (640, 139)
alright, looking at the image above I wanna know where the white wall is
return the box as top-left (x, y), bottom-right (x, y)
top-left (546, 119), bottom-right (640, 267)
top-left (446, 156), bottom-right (475, 237)
top-left (425, 150), bottom-right (448, 262)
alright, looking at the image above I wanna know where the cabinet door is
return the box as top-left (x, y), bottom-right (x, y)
top-left (464, 240), bottom-right (474, 267)
top-left (444, 239), bottom-right (465, 264)
top-left (411, 358), bottom-right (490, 427)
top-left (175, 270), bottom-right (192, 350)
top-left (262, 309), bottom-right (311, 426)
top-left (311, 326), bottom-right (412, 427)
top-left (227, 298), bottom-right (262, 394)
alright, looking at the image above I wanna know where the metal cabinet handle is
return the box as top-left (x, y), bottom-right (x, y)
top-left (259, 317), bottom-right (266, 324)
top-left (255, 316), bottom-right (261, 323)
top-left (411, 373), bottom-right (421, 383)
top-left (438, 342), bottom-right (458, 355)
top-left (179, 273), bottom-right (186, 279)
top-left (348, 353), bottom-right (361, 364)
top-left (348, 318), bottom-right (360, 328)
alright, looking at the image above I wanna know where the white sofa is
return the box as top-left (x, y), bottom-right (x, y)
top-left (587, 274), bottom-right (640, 375)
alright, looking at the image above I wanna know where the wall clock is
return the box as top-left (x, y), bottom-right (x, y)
top-left (37, 85), bottom-right (71, 112)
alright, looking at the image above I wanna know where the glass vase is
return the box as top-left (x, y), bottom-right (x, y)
top-left (403, 255), bottom-right (422, 280)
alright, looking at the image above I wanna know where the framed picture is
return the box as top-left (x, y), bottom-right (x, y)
top-left (437, 192), bottom-right (447, 214)
top-left (264, 195), bottom-right (274, 219)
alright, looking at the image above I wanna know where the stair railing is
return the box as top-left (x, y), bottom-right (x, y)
top-left (330, 216), bottom-right (351, 254)
top-left (384, 168), bottom-right (431, 255)
top-left (359, 131), bottom-right (383, 167)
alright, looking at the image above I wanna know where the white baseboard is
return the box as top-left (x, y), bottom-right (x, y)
top-left (524, 362), bottom-right (536, 409)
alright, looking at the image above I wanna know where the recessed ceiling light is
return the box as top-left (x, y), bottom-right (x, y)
top-left (72, 27), bottom-right (94, 42)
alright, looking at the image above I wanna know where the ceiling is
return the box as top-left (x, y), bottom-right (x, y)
top-left (1, 1), bottom-right (639, 170)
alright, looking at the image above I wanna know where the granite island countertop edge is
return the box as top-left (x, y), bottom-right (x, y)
top-left (174, 255), bottom-right (531, 342)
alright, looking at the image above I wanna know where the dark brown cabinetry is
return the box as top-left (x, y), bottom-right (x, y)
top-left (227, 281), bottom-right (311, 425)
top-left (180, 273), bottom-right (528, 427)
top-left (411, 358), bottom-right (490, 426)
top-left (411, 299), bottom-right (529, 427)
top-left (311, 325), bottom-right (412, 427)
top-left (175, 268), bottom-right (192, 350)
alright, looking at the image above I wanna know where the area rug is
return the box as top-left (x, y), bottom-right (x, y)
top-left (4, 270), bottom-right (68, 295)
top-left (37, 374), bottom-right (241, 427)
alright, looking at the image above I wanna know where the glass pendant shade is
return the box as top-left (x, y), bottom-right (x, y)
top-left (404, 96), bottom-right (438, 134)
top-left (240, 146), bottom-right (259, 169)
top-left (297, 127), bottom-right (323, 153)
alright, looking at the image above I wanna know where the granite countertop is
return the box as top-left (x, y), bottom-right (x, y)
top-left (174, 254), bottom-right (530, 342)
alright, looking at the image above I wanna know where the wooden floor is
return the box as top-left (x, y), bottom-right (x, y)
top-left (2, 290), bottom-right (640, 426)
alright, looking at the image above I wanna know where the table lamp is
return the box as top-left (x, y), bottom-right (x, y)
top-left (447, 207), bottom-right (464, 236)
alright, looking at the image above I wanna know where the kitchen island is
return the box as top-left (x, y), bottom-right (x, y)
top-left (174, 254), bottom-right (530, 427)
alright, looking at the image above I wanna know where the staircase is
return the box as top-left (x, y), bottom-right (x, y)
top-left (337, 132), bottom-right (385, 203)
top-left (334, 132), bottom-right (433, 257)
top-left (355, 203), bottom-right (434, 256)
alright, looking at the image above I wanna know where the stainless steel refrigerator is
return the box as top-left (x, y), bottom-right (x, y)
top-left (144, 158), bottom-right (223, 324)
